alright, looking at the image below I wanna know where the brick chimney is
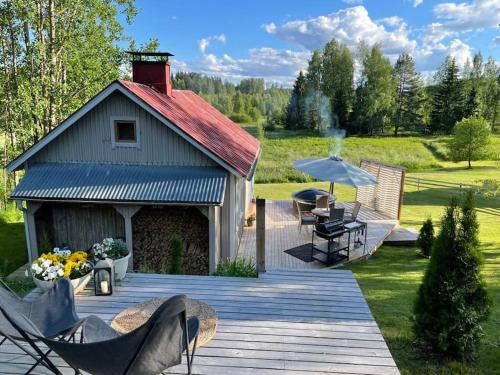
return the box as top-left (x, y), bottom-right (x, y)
top-left (128, 51), bottom-right (174, 97)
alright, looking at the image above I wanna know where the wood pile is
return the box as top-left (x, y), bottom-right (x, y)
top-left (132, 206), bottom-right (209, 275)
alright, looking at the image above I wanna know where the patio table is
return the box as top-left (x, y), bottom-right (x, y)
top-left (311, 207), bottom-right (330, 219)
top-left (111, 297), bottom-right (218, 349)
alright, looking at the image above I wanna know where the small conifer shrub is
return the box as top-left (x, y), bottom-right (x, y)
top-left (416, 218), bottom-right (434, 257)
top-left (413, 192), bottom-right (491, 361)
top-left (169, 234), bottom-right (184, 275)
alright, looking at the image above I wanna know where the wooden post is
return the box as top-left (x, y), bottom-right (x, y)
top-left (113, 205), bottom-right (142, 270)
top-left (256, 198), bottom-right (266, 273)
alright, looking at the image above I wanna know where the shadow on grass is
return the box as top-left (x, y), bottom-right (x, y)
top-left (403, 188), bottom-right (500, 213)
top-left (423, 141), bottom-right (448, 161)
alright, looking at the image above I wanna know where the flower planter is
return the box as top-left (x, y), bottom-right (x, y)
top-left (32, 272), bottom-right (92, 294)
top-left (247, 219), bottom-right (255, 227)
top-left (112, 253), bottom-right (131, 281)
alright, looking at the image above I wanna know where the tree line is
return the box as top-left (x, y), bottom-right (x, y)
top-left (285, 39), bottom-right (499, 136)
top-left (0, 0), bottom-right (146, 209)
top-left (172, 73), bottom-right (290, 124)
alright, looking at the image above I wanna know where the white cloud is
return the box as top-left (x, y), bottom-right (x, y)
top-left (379, 16), bottom-right (404, 27)
top-left (173, 48), bottom-right (309, 86)
top-left (494, 36), bottom-right (500, 45)
top-left (422, 0), bottom-right (500, 43)
top-left (197, 33), bottom-right (226, 53)
top-left (263, 6), bottom-right (416, 59)
top-left (414, 38), bottom-right (472, 71)
top-left (413, 0), bottom-right (423, 8)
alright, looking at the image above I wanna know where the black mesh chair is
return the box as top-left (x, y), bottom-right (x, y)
top-left (0, 278), bottom-right (84, 374)
top-left (1, 294), bottom-right (200, 375)
top-left (329, 208), bottom-right (345, 221)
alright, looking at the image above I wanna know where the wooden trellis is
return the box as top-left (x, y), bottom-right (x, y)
top-left (355, 160), bottom-right (406, 220)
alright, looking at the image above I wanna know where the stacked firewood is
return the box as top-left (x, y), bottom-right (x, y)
top-left (132, 206), bottom-right (209, 275)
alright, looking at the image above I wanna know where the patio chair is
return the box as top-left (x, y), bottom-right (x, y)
top-left (344, 202), bottom-right (362, 223)
top-left (315, 195), bottom-right (329, 209)
top-left (297, 201), bottom-right (316, 232)
top-left (0, 278), bottom-right (84, 375)
top-left (1, 294), bottom-right (200, 375)
top-left (329, 208), bottom-right (345, 221)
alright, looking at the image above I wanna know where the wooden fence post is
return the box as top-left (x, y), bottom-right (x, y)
top-left (256, 198), bottom-right (266, 273)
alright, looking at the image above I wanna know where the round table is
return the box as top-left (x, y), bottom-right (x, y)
top-left (111, 297), bottom-right (218, 348)
top-left (311, 208), bottom-right (330, 219)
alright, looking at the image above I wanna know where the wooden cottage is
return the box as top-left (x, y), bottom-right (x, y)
top-left (6, 52), bottom-right (261, 275)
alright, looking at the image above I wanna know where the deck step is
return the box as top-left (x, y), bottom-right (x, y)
top-left (383, 226), bottom-right (419, 246)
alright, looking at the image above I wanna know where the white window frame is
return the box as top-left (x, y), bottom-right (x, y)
top-left (110, 116), bottom-right (140, 148)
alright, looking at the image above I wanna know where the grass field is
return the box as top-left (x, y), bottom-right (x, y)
top-left (241, 124), bottom-right (500, 184)
top-left (256, 159), bottom-right (500, 374)
top-left (0, 205), bottom-right (26, 276)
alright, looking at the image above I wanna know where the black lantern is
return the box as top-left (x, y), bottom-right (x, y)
top-left (94, 258), bottom-right (113, 296)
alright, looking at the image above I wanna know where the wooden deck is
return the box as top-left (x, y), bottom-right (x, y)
top-left (239, 201), bottom-right (398, 269)
top-left (0, 270), bottom-right (399, 374)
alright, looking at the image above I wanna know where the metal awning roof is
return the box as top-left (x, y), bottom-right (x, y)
top-left (10, 163), bottom-right (227, 205)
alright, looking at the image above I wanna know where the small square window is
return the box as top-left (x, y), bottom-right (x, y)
top-left (115, 121), bottom-right (136, 143)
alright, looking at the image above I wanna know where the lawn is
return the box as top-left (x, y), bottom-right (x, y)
top-left (0, 204), bottom-right (27, 276)
top-left (242, 123), bottom-right (500, 184)
top-left (255, 159), bottom-right (500, 375)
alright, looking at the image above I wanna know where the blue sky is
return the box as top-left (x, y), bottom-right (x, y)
top-left (121, 0), bottom-right (500, 85)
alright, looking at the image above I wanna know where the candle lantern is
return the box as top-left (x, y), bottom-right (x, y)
top-left (94, 258), bottom-right (113, 296)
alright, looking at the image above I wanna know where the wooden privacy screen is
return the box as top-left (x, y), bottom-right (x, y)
top-left (355, 160), bottom-right (406, 220)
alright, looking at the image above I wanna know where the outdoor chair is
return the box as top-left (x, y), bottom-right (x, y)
top-left (0, 294), bottom-right (201, 375)
top-left (329, 208), bottom-right (345, 221)
top-left (344, 202), bottom-right (362, 223)
top-left (297, 201), bottom-right (316, 232)
top-left (0, 278), bottom-right (83, 375)
top-left (315, 195), bottom-right (329, 209)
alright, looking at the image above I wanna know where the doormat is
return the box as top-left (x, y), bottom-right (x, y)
top-left (284, 244), bottom-right (314, 262)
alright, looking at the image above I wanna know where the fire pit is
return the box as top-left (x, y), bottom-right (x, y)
top-left (291, 188), bottom-right (336, 215)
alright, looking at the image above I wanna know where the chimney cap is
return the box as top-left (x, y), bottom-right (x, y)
top-left (126, 51), bottom-right (174, 63)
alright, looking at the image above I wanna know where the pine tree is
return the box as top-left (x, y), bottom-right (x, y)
top-left (355, 44), bottom-right (396, 135)
top-left (393, 53), bottom-right (424, 136)
top-left (285, 71), bottom-right (307, 129)
top-left (322, 39), bottom-right (354, 130)
top-left (416, 218), bottom-right (434, 257)
top-left (414, 192), bottom-right (490, 361)
top-left (463, 86), bottom-right (480, 118)
top-left (305, 50), bottom-right (324, 130)
top-left (482, 58), bottom-right (499, 131)
top-left (429, 57), bottom-right (465, 134)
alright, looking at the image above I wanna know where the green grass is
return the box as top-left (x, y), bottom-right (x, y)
top-left (255, 160), bottom-right (500, 374)
top-left (245, 124), bottom-right (500, 183)
top-left (0, 204), bottom-right (27, 276)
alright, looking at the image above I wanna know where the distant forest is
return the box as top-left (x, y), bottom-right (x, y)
top-left (172, 73), bottom-right (290, 124)
top-left (284, 39), bottom-right (499, 136)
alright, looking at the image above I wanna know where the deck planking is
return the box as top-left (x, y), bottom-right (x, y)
top-left (0, 269), bottom-right (399, 374)
top-left (239, 200), bottom-right (398, 269)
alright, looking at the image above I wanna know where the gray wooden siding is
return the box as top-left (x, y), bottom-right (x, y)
top-left (35, 202), bottom-right (125, 251)
top-left (234, 175), bottom-right (245, 249)
top-left (32, 91), bottom-right (216, 167)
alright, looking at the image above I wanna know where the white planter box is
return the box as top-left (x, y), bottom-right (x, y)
top-left (32, 272), bottom-right (92, 294)
top-left (112, 253), bottom-right (130, 281)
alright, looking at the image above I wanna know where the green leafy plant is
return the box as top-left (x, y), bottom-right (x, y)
top-left (448, 116), bottom-right (491, 169)
top-left (169, 234), bottom-right (184, 275)
top-left (91, 238), bottom-right (128, 261)
top-left (416, 218), bottom-right (435, 257)
top-left (413, 192), bottom-right (491, 361)
top-left (39, 231), bottom-right (52, 254)
top-left (214, 258), bottom-right (257, 277)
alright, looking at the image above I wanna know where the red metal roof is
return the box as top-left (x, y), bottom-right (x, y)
top-left (118, 80), bottom-right (260, 178)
